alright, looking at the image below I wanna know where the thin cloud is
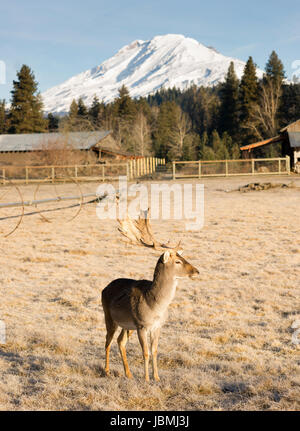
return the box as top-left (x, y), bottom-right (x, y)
top-left (229, 43), bottom-right (260, 57)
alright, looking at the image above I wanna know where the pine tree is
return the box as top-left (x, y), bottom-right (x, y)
top-left (219, 62), bottom-right (239, 138)
top-left (113, 86), bottom-right (137, 149)
top-left (198, 131), bottom-right (209, 159)
top-left (69, 99), bottom-right (78, 120)
top-left (77, 97), bottom-right (88, 117)
top-left (115, 85), bottom-right (136, 121)
top-left (239, 57), bottom-right (259, 144)
top-left (280, 83), bottom-right (300, 126)
top-left (221, 132), bottom-right (234, 156)
top-left (154, 101), bottom-right (179, 159)
top-left (89, 95), bottom-right (102, 125)
top-left (239, 57), bottom-right (258, 122)
top-left (246, 52), bottom-right (286, 145)
top-left (47, 113), bottom-right (59, 132)
top-left (211, 130), bottom-right (222, 153)
top-left (9, 65), bottom-right (47, 133)
top-left (265, 51), bottom-right (285, 86)
top-left (0, 100), bottom-right (7, 134)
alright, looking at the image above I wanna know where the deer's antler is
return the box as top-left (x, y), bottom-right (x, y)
top-left (117, 208), bottom-right (181, 251)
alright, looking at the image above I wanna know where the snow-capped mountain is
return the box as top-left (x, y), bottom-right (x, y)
top-left (42, 34), bottom-right (264, 114)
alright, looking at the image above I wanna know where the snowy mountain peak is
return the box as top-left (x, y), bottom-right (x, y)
top-left (41, 34), bottom-right (264, 114)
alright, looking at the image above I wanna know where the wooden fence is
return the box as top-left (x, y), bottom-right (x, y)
top-left (0, 157), bottom-right (166, 184)
top-left (172, 156), bottom-right (291, 179)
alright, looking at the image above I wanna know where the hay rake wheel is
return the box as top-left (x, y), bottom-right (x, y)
top-left (33, 174), bottom-right (83, 224)
top-left (0, 176), bottom-right (24, 237)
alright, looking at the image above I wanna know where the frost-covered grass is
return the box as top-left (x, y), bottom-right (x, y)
top-left (0, 177), bottom-right (299, 410)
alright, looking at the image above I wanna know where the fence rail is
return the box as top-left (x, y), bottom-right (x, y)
top-left (0, 157), bottom-right (166, 185)
top-left (172, 156), bottom-right (291, 179)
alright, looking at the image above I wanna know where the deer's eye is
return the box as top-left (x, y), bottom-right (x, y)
top-left (175, 260), bottom-right (182, 264)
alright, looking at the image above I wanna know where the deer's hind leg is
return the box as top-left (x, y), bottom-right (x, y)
top-left (117, 329), bottom-right (133, 378)
top-left (104, 313), bottom-right (118, 376)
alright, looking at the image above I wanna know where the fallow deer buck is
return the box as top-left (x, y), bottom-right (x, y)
top-left (101, 209), bottom-right (199, 382)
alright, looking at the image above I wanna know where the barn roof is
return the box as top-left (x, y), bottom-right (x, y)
top-left (288, 131), bottom-right (300, 148)
top-left (280, 119), bottom-right (300, 133)
top-left (240, 136), bottom-right (282, 151)
top-left (0, 131), bottom-right (111, 152)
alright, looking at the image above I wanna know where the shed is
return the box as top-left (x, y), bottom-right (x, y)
top-left (0, 131), bottom-right (136, 165)
top-left (240, 119), bottom-right (300, 171)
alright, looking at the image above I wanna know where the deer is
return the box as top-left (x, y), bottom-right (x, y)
top-left (101, 208), bottom-right (199, 382)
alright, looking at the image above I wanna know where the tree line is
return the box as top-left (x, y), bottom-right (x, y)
top-left (1, 51), bottom-right (300, 161)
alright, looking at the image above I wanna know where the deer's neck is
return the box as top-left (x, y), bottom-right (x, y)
top-left (148, 264), bottom-right (177, 309)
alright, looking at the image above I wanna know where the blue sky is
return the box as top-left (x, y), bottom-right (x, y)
top-left (1, 0), bottom-right (300, 102)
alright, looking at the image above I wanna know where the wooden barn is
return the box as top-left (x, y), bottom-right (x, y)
top-left (0, 131), bottom-right (136, 166)
top-left (240, 119), bottom-right (300, 172)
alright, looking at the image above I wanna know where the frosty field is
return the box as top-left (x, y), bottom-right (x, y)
top-left (0, 176), bottom-right (299, 411)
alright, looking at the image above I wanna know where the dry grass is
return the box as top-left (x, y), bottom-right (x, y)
top-left (0, 176), bottom-right (299, 411)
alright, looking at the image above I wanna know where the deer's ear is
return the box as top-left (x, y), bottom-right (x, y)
top-left (177, 250), bottom-right (183, 256)
top-left (162, 251), bottom-right (170, 263)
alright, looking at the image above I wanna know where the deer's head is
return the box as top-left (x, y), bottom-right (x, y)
top-left (160, 250), bottom-right (199, 279)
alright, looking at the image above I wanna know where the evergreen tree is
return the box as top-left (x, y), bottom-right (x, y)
top-left (77, 97), bottom-right (88, 117)
top-left (114, 85), bottom-right (136, 121)
top-left (198, 131), bottom-right (209, 159)
top-left (280, 83), bottom-right (300, 126)
top-left (9, 65), bottom-right (47, 133)
top-left (239, 57), bottom-right (259, 144)
top-left (221, 132), bottom-right (234, 156)
top-left (113, 86), bottom-right (137, 149)
top-left (69, 99), bottom-right (78, 120)
top-left (239, 58), bottom-right (258, 122)
top-left (0, 100), bottom-right (7, 134)
top-left (219, 62), bottom-right (239, 138)
top-left (47, 113), bottom-right (59, 132)
top-left (154, 101), bottom-right (179, 159)
top-left (89, 95), bottom-right (102, 124)
top-left (211, 130), bottom-right (222, 153)
top-left (265, 51), bottom-right (285, 86)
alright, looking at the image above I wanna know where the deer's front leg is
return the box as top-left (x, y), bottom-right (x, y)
top-left (137, 328), bottom-right (150, 382)
top-left (150, 327), bottom-right (160, 382)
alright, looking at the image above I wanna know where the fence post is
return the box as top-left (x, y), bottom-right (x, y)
top-left (75, 165), bottom-right (78, 178)
top-left (143, 157), bottom-right (146, 176)
top-left (286, 155), bottom-right (290, 175)
top-left (172, 161), bottom-right (176, 180)
top-left (251, 159), bottom-right (255, 175)
top-left (278, 158), bottom-right (281, 174)
top-left (129, 160), bottom-right (133, 179)
top-left (25, 166), bottom-right (29, 184)
top-left (137, 159), bottom-right (140, 177)
top-left (225, 160), bottom-right (229, 177)
top-left (140, 158), bottom-right (143, 176)
top-left (198, 161), bottom-right (201, 179)
top-left (126, 163), bottom-right (130, 180)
